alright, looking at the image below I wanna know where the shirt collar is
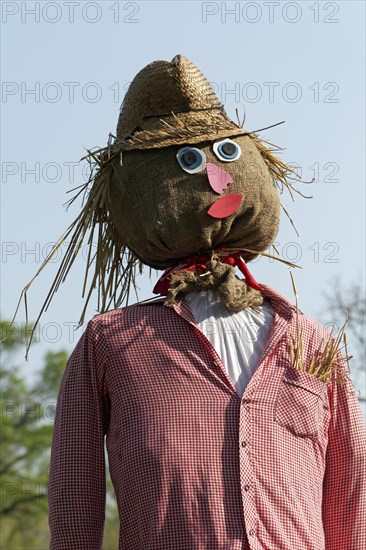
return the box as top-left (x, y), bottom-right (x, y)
top-left (258, 284), bottom-right (297, 320)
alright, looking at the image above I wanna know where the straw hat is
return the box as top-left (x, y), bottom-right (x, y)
top-left (113, 54), bottom-right (247, 151)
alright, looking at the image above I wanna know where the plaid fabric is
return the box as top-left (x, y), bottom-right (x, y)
top-left (48, 285), bottom-right (366, 550)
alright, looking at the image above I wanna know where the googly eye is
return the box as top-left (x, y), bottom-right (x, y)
top-left (213, 139), bottom-right (241, 162)
top-left (176, 147), bottom-right (207, 173)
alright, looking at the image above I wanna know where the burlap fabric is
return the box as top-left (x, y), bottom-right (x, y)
top-left (165, 254), bottom-right (264, 312)
top-left (107, 134), bottom-right (280, 269)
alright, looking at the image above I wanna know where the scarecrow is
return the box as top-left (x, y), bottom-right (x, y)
top-left (20, 55), bottom-right (365, 549)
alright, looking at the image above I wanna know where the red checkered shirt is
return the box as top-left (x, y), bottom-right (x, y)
top-left (48, 285), bottom-right (366, 550)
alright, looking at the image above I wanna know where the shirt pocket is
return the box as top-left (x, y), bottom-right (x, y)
top-left (274, 366), bottom-right (329, 439)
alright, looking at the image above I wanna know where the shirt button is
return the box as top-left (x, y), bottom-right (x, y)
top-left (244, 484), bottom-right (250, 492)
top-left (248, 529), bottom-right (255, 536)
top-left (241, 440), bottom-right (247, 447)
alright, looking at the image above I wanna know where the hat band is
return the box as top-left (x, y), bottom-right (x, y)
top-left (142, 104), bottom-right (225, 120)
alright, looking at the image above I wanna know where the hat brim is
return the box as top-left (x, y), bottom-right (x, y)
top-left (114, 109), bottom-right (249, 151)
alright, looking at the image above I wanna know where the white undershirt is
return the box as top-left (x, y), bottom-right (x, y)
top-left (185, 290), bottom-right (275, 398)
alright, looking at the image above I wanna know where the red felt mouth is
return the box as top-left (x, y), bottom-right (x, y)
top-left (207, 194), bottom-right (243, 218)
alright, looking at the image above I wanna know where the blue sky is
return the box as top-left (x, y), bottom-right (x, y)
top-left (1, 1), bottom-right (365, 398)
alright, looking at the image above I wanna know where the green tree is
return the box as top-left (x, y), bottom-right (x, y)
top-left (0, 321), bottom-right (66, 548)
top-left (0, 321), bottom-right (119, 549)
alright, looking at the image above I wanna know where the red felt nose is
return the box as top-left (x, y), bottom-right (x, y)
top-left (206, 163), bottom-right (233, 194)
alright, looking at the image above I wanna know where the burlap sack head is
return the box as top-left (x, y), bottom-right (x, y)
top-left (106, 54), bottom-right (281, 269)
top-left (107, 135), bottom-right (280, 269)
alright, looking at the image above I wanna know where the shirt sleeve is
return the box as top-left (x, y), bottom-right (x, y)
top-left (322, 362), bottom-right (366, 549)
top-left (48, 318), bottom-right (110, 550)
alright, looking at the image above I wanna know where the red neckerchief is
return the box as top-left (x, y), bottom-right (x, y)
top-left (153, 252), bottom-right (261, 296)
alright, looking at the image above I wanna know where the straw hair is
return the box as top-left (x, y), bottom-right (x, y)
top-left (289, 273), bottom-right (351, 385)
top-left (10, 157), bottom-right (141, 356)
